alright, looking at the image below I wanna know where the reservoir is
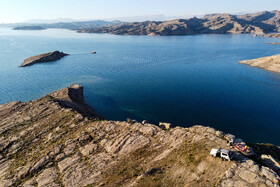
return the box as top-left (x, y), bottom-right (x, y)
top-left (0, 27), bottom-right (280, 145)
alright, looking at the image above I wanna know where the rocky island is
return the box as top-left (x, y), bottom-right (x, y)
top-left (0, 84), bottom-right (279, 186)
top-left (19, 51), bottom-right (69, 67)
top-left (12, 26), bottom-right (46, 30)
top-left (239, 54), bottom-right (280, 74)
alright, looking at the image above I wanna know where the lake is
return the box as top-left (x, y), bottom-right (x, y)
top-left (0, 27), bottom-right (280, 145)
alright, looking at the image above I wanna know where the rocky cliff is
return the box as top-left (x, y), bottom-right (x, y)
top-left (78, 11), bottom-right (280, 36)
top-left (239, 54), bottom-right (280, 74)
top-left (0, 85), bottom-right (279, 187)
top-left (19, 51), bottom-right (68, 67)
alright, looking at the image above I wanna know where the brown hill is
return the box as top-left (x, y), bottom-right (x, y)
top-left (78, 11), bottom-right (280, 36)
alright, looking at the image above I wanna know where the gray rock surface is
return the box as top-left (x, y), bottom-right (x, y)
top-left (0, 85), bottom-right (279, 186)
top-left (36, 167), bottom-right (59, 187)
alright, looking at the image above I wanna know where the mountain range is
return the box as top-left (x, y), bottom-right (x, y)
top-left (0, 20), bottom-right (122, 30)
top-left (78, 10), bottom-right (280, 35)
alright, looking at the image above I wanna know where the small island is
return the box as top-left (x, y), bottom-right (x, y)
top-left (13, 26), bottom-right (46, 30)
top-left (239, 54), bottom-right (280, 73)
top-left (19, 51), bottom-right (69, 67)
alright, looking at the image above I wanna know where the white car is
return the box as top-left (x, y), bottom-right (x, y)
top-left (210, 148), bottom-right (233, 161)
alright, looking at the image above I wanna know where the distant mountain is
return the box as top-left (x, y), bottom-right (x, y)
top-left (12, 26), bottom-right (46, 30)
top-left (42, 20), bottom-right (122, 30)
top-left (78, 10), bottom-right (280, 35)
top-left (0, 20), bottom-right (122, 30)
top-left (24, 18), bottom-right (76, 24)
top-left (103, 14), bottom-right (203, 22)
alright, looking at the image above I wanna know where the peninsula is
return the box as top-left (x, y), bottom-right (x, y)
top-left (239, 54), bottom-right (280, 74)
top-left (19, 51), bottom-right (69, 67)
top-left (13, 26), bottom-right (46, 30)
top-left (265, 42), bottom-right (280, 45)
top-left (0, 84), bottom-right (279, 186)
top-left (257, 33), bottom-right (280, 38)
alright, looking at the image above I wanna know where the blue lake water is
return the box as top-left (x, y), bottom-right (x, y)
top-left (0, 27), bottom-right (280, 145)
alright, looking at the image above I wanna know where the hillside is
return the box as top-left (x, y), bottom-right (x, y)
top-left (0, 84), bottom-right (279, 186)
top-left (78, 10), bottom-right (280, 35)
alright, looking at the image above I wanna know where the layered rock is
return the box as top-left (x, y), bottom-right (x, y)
top-left (19, 51), bottom-right (69, 67)
top-left (239, 54), bottom-right (280, 74)
top-left (0, 85), bottom-right (279, 186)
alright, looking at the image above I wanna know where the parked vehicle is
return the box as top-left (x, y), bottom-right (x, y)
top-left (210, 148), bottom-right (233, 161)
top-left (235, 143), bottom-right (247, 152)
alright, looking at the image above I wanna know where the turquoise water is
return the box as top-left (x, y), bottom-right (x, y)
top-left (1, 27), bottom-right (280, 145)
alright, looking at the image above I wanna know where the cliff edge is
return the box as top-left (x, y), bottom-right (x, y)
top-left (0, 85), bottom-right (279, 187)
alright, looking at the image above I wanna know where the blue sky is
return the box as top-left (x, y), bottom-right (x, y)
top-left (0, 0), bottom-right (280, 23)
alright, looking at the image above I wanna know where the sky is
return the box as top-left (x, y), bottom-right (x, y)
top-left (0, 0), bottom-right (280, 23)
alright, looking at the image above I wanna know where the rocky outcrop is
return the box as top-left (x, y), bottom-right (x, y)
top-left (239, 54), bottom-right (280, 74)
top-left (19, 51), bottom-right (69, 67)
top-left (78, 10), bottom-right (280, 36)
top-left (0, 85), bottom-right (279, 186)
top-left (261, 155), bottom-right (280, 175)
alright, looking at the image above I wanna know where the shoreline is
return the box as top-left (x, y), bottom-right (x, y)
top-left (239, 54), bottom-right (280, 74)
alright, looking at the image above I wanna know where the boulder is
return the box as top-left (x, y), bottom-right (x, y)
top-left (79, 143), bottom-right (97, 157)
top-left (159, 122), bottom-right (173, 130)
top-left (142, 120), bottom-right (148, 124)
top-left (58, 155), bottom-right (80, 173)
top-left (225, 134), bottom-right (236, 142)
top-left (31, 156), bottom-right (49, 173)
top-left (55, 153), bottom-right (66, 162)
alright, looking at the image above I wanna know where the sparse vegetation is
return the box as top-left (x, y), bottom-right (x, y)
top-left (0, 85), bottom-right (279, 187)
